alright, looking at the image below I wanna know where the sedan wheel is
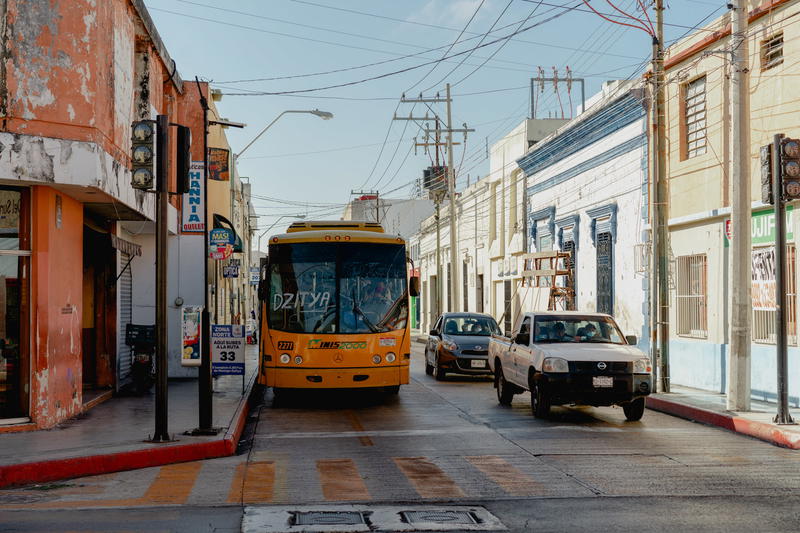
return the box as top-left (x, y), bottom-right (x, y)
top-left (622, 397), bottom-right (646, 421)
top-left (530, 377), bottom-right (550, 418)
top-left (424, 350), bottom-right (434, 375)
top-left (495, 366), bottom-right (514, 406)
top-left (434, 355), bottom-right (447, 381)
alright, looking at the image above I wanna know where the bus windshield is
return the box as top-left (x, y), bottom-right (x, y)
top-left (267, 242), bottom-right (408, 334)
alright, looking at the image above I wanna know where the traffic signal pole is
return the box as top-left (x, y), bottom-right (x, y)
top-left (772, 134), bottom-right (796, 425)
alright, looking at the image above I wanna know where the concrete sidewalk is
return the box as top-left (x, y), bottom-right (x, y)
top-left (0, 348), bottom-right (259, 488)
top-left (647, 385), bottom-right (800, 449)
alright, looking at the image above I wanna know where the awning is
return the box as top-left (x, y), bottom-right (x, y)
top-left (110, 234), bottom-right (143, 257)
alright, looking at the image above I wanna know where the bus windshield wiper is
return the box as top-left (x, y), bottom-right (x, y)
top-left (351, 289), bottom-right (381, 333)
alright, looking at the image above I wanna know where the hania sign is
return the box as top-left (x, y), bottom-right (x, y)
top-left (211, 324), bottom-right (245, 376)
top-left (181, 161), bottom-right (205, 233)
top-left (181, 306), bottom-right (202, 367)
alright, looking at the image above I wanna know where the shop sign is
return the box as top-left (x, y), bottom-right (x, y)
top-left (209, 228), bottom-right (234, 260)
top-left (181, 306), bottom-right (202, 367)
top-left (0, 190), bottom-right (20, 230)
top-left (208, 148), bottom-right (230, 181)
top-left (182, 161), bottom-right (205, 233)
top-left (223, 264), bottom-right (239, 278)
top-left (250, 267), bottom-right (260, 285)
top-left (724, 206), bottom-right (793, 247)
top-left (211, 324), bottom-right (245, 376)
top-left (752, 247), bottom-right (777, 311)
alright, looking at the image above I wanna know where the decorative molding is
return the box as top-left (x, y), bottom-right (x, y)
top-left (586, 203), bottom-right (618, 245)
top-left (555, 214), bottom-right (580, 250)
top-left (528, 206), bottom-right (555, 251)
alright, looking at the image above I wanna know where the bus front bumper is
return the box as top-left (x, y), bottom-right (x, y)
top-left (265, 365), bottom-right (409, 389)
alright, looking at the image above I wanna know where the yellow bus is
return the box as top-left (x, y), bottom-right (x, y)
top-left (258, 221), bottom-right (418, 394)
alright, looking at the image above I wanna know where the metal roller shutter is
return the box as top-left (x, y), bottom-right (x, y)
top-left (118, 252), bottom-right (133, 389)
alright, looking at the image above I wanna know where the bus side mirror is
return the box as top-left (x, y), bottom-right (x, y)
top-left (409, 276), bottom-right (420, 297)
top-left (258, 279), bottom-right (267, 302)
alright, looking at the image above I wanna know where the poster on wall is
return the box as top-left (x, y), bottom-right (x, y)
top-left (752, 247), bottom-right (776, 311)
top-left (181, 305), bottom-right (203, 367)
top-left (208, 148), bottom-right (230, 181)
top-left (181, 161), bottom-right (205, 233)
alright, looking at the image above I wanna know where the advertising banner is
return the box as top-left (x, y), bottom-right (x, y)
top-left (209, 228), bottom-right (234, 260)
top-left (223, 264), bottom-right (240, 278)
top-left (181, 161), bottom-right (205, 233)
top-left (208, 148), bottom-right (230, 181)
top-left (724, 206), bottom-right (793, 247)
top-left (181, 306), bottom-right (203, 367)
top-left (211, 324), bottom-right (245, 376)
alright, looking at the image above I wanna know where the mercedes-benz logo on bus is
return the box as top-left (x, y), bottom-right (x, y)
top-left (597, 362), bottom-right (607, 370)
top-left (333, 353), bottom-right (343, 363)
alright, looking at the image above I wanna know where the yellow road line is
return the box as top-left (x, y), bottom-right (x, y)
top-left (345, 410), bottom-right (374, 446)
top-left (317, 459), bottom-right (371, 501)
top-left (466, 455), bottom-right (542, 496)
top-left (393, 457), bottom-right (464, 499)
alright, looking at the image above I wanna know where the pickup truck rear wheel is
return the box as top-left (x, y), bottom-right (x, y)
top-left (530, 377), bottom-right (550, 418)
top-left (495, 367), bottom-right (514, 406)
top-left (622, 397), bottom-right (645, 421)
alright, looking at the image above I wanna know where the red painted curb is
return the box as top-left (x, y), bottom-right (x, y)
top-left (646, 396), bottom-right (800, 450)
top-left (0, 376), bottom-right (258, 489)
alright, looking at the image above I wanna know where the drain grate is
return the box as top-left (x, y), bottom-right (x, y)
top-left (401, 510), bottom-right (478, 525)
top-left (293, 511), bottom-right (366, 526)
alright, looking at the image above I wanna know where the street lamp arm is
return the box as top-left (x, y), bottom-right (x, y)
top-left (235, 109), bottom-right (333, 160)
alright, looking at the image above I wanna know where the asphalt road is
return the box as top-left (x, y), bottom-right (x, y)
top-left (3, 343), bottom-right (800, 532)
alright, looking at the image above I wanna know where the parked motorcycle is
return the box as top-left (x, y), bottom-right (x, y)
top-left (125, 324), bottom-right (156, 394)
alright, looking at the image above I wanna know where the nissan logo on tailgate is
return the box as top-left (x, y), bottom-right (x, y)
top-left (597, 362), bottom-right (607, 370)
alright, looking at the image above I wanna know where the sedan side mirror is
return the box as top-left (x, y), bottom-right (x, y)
top-left (625, 335), bottom-right (638, 345)
top-left (429, 329), bottom-right (438, 337)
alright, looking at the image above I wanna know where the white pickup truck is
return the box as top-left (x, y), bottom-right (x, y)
top-left (488, 311), bottom-right (652, 421)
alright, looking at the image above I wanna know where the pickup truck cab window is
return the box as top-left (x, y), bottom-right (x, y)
top-left (515, 317), bottom-right (531, 345)
top-left (534, 315), bottom-right (625, 344)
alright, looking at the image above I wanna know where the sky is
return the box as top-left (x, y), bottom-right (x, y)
top-left (145, 0), bottom-right (727, 229)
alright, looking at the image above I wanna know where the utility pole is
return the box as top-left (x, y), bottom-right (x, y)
top-left (652, 0), bottom-right (670, 392)
top-left (153, 114), bottom-right (170, 442)
top-left (727, 0), bottom-right (752, 411)
top-left (398, 87), bottom-right (473, 312)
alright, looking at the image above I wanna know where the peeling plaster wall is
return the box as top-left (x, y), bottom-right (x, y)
top-left (30, 187), bottom-right (83, 428)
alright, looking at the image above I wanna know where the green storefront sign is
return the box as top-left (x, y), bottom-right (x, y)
top-left (724, 205), bottom-right (793, 247)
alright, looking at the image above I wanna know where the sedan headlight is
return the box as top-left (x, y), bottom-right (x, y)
top-left (633, 358), bottom-right (652, 374)
top-left (441, 339), bottom-right (458, 351)
top-left (542, 357), bottom-right (569, 373)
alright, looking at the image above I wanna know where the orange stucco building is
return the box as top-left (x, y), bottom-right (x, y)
top-left (0, 0), bottom-right (226, 430)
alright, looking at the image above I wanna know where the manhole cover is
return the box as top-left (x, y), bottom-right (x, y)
top-left (293, 511), bottom-right (366, 526)
top-left (402, 510), bottom-right (478, 525)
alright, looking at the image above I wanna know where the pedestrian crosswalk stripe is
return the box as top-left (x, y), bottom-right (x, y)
top-left (317, 459), bottom-right (371, 501)
top-left (140, 462), bottom-right (202, 505)
top-left (229, 461), bottom-right (276, 504)
top-left (466, 455), bottom-right (543, 496)
top-left (393, 457), bottom-right (465, 499)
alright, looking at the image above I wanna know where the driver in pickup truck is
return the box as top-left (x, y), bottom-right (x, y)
top-left (551, 321), bottom-right (573, 342)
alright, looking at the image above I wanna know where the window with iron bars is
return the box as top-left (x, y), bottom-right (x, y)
top-left (761, 33), bottom-right (783, 71)
top-left (753, 244), bottom-right (797, 345)
top-left (676, 254), bottom-right (708, 338)
top-left (683, 76), bottom-right (707, 159)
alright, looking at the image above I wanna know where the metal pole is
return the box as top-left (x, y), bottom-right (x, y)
top-left (728, 0), bottom-right (752, 410)
top-left (653, 1), bottom-right (670, 392)
top-left (195, 82), bottom-right (215, 434)
top-left (153, 114), bottom-right (170, 442)
top-left (446, 83), bottom-right (459, 312)
top-left (435, 200), bottom-right (442, 319)
top-left (772, 134), bottom-right (795, 424)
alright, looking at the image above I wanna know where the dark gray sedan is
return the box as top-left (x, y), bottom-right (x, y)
top-left (424, 313), bottom-right (500, 380)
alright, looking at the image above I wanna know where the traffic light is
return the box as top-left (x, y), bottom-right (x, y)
top-left (760, 144), bottom-right (773, 204)
top-left (131, 120), bottom-right (156, 190)
top-left (780, 137), bottom-right (800, 200)
top-left (176, 125), bottom-right (192, 194)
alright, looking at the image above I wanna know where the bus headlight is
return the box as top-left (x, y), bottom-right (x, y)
top-left (279, 353), bottom-right (291, 364)
top-left (372, 354), bottom-right (382, 364)
top-left (385, 352), bottom-right (396, 363)
top-left (294, 355), bottom-right (303, 365)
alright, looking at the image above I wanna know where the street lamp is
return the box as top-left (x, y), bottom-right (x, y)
top-left (257, 214), bottom-right (306, 253)
top-left (235, 109), bottom-right (333, 160)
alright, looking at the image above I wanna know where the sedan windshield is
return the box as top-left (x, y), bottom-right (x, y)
top-left (267, 242), bottom-right (408, 334)
top-left (533, 316), bottom-right (625, 344)
top-left (442, 316), bottom-right (499, 336)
